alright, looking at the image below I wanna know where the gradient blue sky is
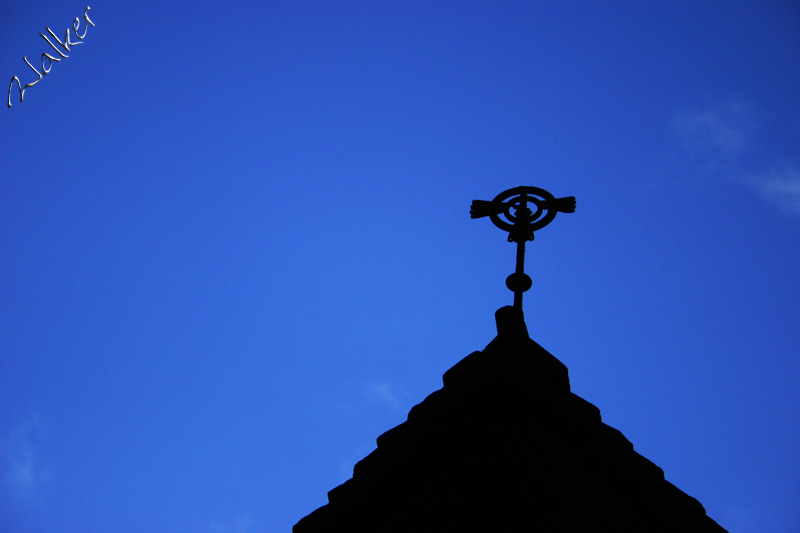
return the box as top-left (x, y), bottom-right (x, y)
top-left (2, 2), bottom-right (799, 532)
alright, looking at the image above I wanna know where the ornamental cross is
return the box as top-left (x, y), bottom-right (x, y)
top-left (471, 186), bottom-right (575, 311)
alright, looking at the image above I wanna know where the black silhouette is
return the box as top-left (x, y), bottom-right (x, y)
top-left (293, 188), bottom-right (727, 532)
top-left (471, 186), bottom-right (575, 310)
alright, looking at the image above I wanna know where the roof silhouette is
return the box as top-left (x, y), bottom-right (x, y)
top-left (294, 306), bottom-right (728, 532)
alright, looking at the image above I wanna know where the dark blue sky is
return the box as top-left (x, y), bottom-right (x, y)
top-left (2, 2), bottom-right (799, 531)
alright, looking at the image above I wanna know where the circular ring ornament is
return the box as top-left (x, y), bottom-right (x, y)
top-left (489, 186), bottom-right (559, 237)
top-left (470, 185), bottom-right (575, 308)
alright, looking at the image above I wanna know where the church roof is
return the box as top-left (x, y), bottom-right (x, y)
top-left (294, 306), bottom-right (728, 532)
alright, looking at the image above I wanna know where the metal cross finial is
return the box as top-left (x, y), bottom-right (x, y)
top-left (471, 186), bottom-right (575, 311)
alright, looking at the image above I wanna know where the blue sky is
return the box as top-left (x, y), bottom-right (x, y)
top-left (2, 1), bottom-right (799, 531)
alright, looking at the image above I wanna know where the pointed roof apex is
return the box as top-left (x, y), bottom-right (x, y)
top-left (494, 305), bottom-right (529, 340)
top-left (293, 306), bottom-right (728, 532)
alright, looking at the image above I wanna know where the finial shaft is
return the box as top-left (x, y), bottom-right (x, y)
top-left (513, 240), bottom-right (526, 309)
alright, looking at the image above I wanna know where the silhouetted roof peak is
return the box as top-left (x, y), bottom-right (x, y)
top-left (294, 307), bottom-right (727, 531)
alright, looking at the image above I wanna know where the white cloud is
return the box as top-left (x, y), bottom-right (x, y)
top-left (4, 413), bottom-right (52, 500)
top-left (673, 100), bottom-right (754, 156)
top-left (673, 100), bottom-right (800, 215)
top-left (365, 380), bottom-right (404, 412)
top-left (747, 165), bottom-right (800, 214)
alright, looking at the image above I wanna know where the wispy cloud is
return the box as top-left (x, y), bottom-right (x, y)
top-left (4, 412), bottom-right (52, 501)
top-left (746, 165), bottom-right (800, 215)
top-left (673, 100), bottom-right (754, 157)
top-left (365, 380), bottom-right (406, 413)
top-left (673, 100), bottom-right (800, 215)
top-left (208, 513), bottom-right (254, 533)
